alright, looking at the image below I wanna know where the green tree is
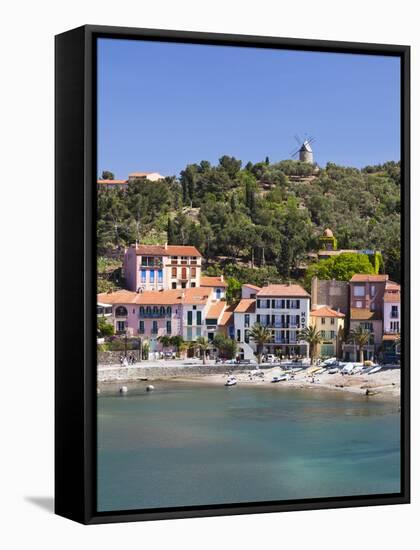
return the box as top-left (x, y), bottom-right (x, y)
top-left (249, 323), bottom-right (272, 364)
top-left (101, 170), bottom-right (115, 180)
top-left (347, 325), bottom-right (371, 363)
top-left (305, 253), bottom-right (375, 288)
top-left (213, 334), bottom-right (238, 359)
top-left (158, 335), bottom-right (172, 353)
top-left (218, 155), bottom-right (242, 178)
top-left (226, 277), bottom-right (242, 305)
top-left (297, 325), bottom-right (322, 365)
top-left (97, 316), bottom-right (114, 337)
top-left (169, 335), bottom-right (184, 357)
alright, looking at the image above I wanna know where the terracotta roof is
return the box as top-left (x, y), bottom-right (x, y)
top-left (350, 274), bottom-right (389, 283)
top-left (97, 179), bottom-right (127, 184)
top-left (97, 290), bottom-right (138, 305)
top-left (386, 281), bottom-right (401, 291)
top-left (218, 305), bottom-right (236, 326)
top-left (257, 284), bottom-right (310, 298)
top-left (219, 310), bottom-right (234, 327)
top-left (200, 276), bottom-right (227, 288)
top-left (350, 308), bottom-right (381, 321)
top-left (97, 287), bottom-right (210, 307)
top-left (310, 306), bottom-right (345, 318)
top-left (384, 290), bottom-right (400, 303)
top-left (242, 283), bottom-right (261, 291)
top-left (235, 299), bottom-right (256, 313)
top-left (130, 244), bottom-right (202, 257)
top-left (206, 301), bottom-right (226, 319)
top-left (323, 228), bottom-right (334, 237)
top-left (383, 334), bottom-right (399, 341)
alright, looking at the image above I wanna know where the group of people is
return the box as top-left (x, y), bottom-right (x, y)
top-left (119, 353), bottom-right (136, 367)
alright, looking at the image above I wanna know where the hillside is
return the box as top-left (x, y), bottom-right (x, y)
top-left (97, 157), bottom-right (401, 288)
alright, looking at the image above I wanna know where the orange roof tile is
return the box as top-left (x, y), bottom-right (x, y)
top-left (200, 276), bottom-right (227, 288)
top-left (182, 287), bottom-right (211, 305)
top-left (130, 244), bottom-right (202, 257)
top-left (383, 334), bottom-right (399, 341)
top-left (206, 301), bottom-right (226, 319)
top-left (219, 310), bottom-right (234, 326)
top-left (235, 299), bottom-right (256, 313)
top-left (350, 274), bottom-right (389, 282)
top-left (384, 291), bottom-right (400, 303)
top-left (97, 290), bottom-right (138, 305)
top-left (97, 287), bottom-right (210, 307)
top-left (257, 284), bottom-right (310, 298)
top-left (350, 308), bottom-right (381, 321)
top-left (386, 281), bottom-right (401, 291)
top-left (310, 306), bottom-right (345, 318)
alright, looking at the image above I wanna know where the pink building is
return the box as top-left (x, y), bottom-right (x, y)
top-left (123, 244), bottom-right (202, 292)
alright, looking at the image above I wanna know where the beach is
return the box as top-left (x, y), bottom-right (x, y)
top-left (98, 360), bottom-right (400, 401)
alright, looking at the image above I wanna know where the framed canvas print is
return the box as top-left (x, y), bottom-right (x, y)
top-left (55, 25), bottom-right (410, 524)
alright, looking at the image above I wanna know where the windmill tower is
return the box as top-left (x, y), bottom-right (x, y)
top-left (291, 135), bottom-right (315, 164)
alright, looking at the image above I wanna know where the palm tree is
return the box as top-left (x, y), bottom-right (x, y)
top-left (195, 336), bottom-right (211, 365)
top-left (169, 335), bottom-right (184, 358)
top-left (157, 335), bottom-right (172, 355)
top-left (297, 325), bottom-right (322, 365)
top-left (347, 325), bottom-right (371, 363)
top-left (249, 323), bottom-right (272, 364)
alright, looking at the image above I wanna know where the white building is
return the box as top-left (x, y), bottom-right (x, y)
top-left (255, 284), bottom-right (310, 357)
top-left (233, 297), bottom-right (257, 360)
top-left (383, 281), bottom-right (401, 334)
top-left (200, 276), bottom-right (227, 300)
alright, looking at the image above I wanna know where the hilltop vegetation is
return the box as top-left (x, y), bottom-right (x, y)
top-left (97, 157), bottom-right (401, 285)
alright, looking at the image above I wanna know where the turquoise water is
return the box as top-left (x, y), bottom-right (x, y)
top-left (97, 382), bottom-right (400, 512)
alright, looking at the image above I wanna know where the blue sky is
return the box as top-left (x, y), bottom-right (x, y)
top-left (97, 38), bottom-right (400, 179)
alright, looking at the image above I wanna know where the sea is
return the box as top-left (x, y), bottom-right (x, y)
top-left (97, 381), bottom-right (400, 512)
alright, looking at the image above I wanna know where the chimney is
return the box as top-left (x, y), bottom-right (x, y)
top-left (221, 274), bottom-right (224, 282)
top-left (164, 242), bottom-right (168, 250)
top-left (135, 241), bottom-right (138, 250)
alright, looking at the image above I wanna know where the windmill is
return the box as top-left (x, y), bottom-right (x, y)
top-left (290, 134), bottom-right (315, 164)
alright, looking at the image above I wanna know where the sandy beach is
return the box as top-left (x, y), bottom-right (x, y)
top-left (98, 360), bottom-right (400, 401)
top-left (174, 367), bottom-right (401, 400)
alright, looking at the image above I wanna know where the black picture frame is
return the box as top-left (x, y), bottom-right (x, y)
top-left (55, 24), bottom-right (410, 525)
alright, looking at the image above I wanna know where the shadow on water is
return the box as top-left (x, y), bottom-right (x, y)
top-left (25, 496), bottom-right (54, 514)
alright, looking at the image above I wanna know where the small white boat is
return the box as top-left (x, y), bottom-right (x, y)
top-left (328, 368), bottom-right (339, 374)
top-left (225, 377), bottom-right (237, 387)
top-left (341, 363), bottom-right (355, 374)
top-left (271, 374), bottom-right (289, 383)
top-left (368, 366), bottom-right (382, 375)
top-left (351, 365), bottom-right (364, 375)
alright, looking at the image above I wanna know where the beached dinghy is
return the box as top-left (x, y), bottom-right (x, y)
top-left (271, 374), bottom-right (289, 383)
top-left (368, 366), bottom-right (382, 375)
top-left (328, 368), bottom-right (339, 374)
top-left (341, 363), bottom-right (355, 374)
top-left (225, 377), bottom-right (237, 387)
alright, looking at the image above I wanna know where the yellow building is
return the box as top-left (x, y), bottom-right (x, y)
top-left (310, 305), bottom-right (345, 358)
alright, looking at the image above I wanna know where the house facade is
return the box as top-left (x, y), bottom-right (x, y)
top-left (382, 281), bottom-right (401, 363)
top-left (310, 305), bottom-right (345, 358)
top-left (123, 244), bottom-right (202, 292)
top-left (342, 274), bottom-right (388, 361)
top-left (255, 284), bottom-right (310, 357)
top-left (233, 297), bottom-right (256, 360)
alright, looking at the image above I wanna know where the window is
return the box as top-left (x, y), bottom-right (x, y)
top-left (370, 302), bottom-right (376, 311)
top-left (166, 320), bottom-right (171, 334)
top-left (244, 314), bottom-right (250, 327)
top-left (160, 306), bottom-right (165, 316)
top-left (354, 286), bottom-right (365, 297)
top-left (370, 285), bottom-right (376, 296)
top-left (256, 314), bottom-right (260, 323)
top-left (181, 256), bottom-right (188, 265)
top-left (192, 305), bottom-right (197, 310)
top-left (115, 306), bottom-right (128, 317)
top-left (152, 321), bottom-right (158, 334)
top-left (172, 282), bottom-right (177, 289)
top-left (391, 305), bottom-right (399, 318)
top-left (166, 306), bottom-right (172, 316)
top-left (139, 321), bottom-right (144, 334)
top-left (191, 267), bottom-right (196, 277)
top-left (191, 282), bottom-right (196, 288)
top-left (139, 306), bottom-right (145, 316)
top-left (187, 311), bottom-right (193, 325)
top-left (171, 256), bottom-right (178, 264)
top-left (257, 299), bottom-right (261, 308)
top-left (320, 330), bottom-right (326, 338)
top-left (330, 318), bottom-right (334, 325)
top-left (150, 270), bottom-right (155, 283)
top-left (172, 267), bottom-right (177, 277)
top-left (216, 288), bottom-right (221, 299)
top-left (196, 311), bottom-right (202, 325)
top-left (117, 321), bottom-right (126, 332)
top-left (187, 327), bottom-right (193, 340)
top-left (158, 269), bottom-right (163, 283)
top-left (356, 301), bottom-right (363, 308)
top-left (196, 327), bottom-right (201, 338)
top-left (181, 282), bottom-right (186, 289)
top-left (237, 329), bottom-right (241, 342)
top-left (181, 267), bottom-right (187, 279)
top-left (330, 331), bottom-right (335, 339)
top-left (141, 269), bottom-right (146, 283)
top-left (321, 317), bottom-right (326, 325)
top-left (245, 330), bottom-right (250, 343)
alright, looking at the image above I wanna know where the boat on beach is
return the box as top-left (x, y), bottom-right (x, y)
top-left (225, 377), bottom-right (237, 387)
top-left (368, 366), bottom-right (382, 375)
top-left (271, 374), bottom-right (289, 383)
